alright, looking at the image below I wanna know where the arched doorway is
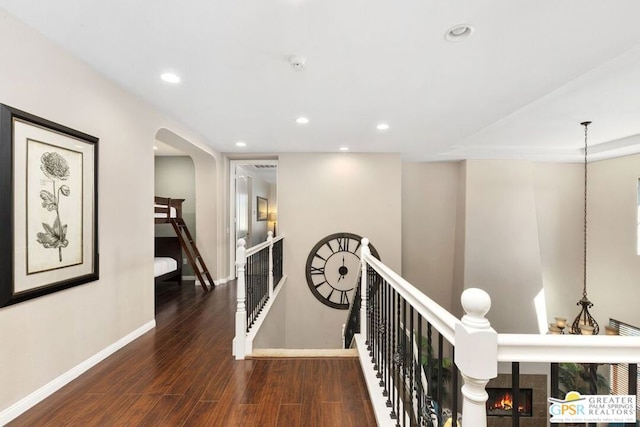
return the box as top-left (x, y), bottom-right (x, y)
top-left (154, 128), bottom-right (225, 285)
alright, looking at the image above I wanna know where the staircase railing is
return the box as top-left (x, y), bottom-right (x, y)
top-left (355, 238), bottom-right (640, 427)
top-left (343, 270), bottom-right (362, 349)
top-left (233, 231), bottom-right (284, 360)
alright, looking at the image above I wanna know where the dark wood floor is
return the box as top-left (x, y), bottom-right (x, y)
top-left (9, 280), bottom-right (376, 426)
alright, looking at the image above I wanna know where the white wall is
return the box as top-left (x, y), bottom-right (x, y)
top-left (588, 154), bottom-right (640, 329)
top-left (402, 162), bottom-right (459, 310)
top-left (401, 160), bottom-right (592, 334)
top-left (252, 284), bottom-right (288, 349)
top-left (463, 160), bottom-right (544, 333)
top-left (0, 9), bottom-right (219, 416)
top-left (278, 153), bottom-right (402, 348)
top-left (533, 162), bottom-right (584, 331)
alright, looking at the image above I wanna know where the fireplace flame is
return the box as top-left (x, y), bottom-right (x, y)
top-left (490, 392), bottom-right (513, 411)
top-left (499, 393), bottom-right (513, 410)
top-left (490, 392), bottom-right (528, 412)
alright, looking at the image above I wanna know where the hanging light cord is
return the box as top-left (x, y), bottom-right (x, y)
top-left (581, 121), bottom-right (591, 298)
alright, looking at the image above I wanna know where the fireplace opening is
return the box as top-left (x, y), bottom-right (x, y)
top-left (486, 388), bottom-right (533, 417)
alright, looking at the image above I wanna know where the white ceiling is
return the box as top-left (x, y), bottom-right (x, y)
top-left (2, 1), bottom-right (640, 162)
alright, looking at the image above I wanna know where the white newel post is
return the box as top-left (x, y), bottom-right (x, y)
top-left (233, 238), bottom-right (247, 360)
top-left (267, 231), bottom-right (274, 298)
top-left (360, 238), bottom-right (370, 339)
top-left (454, 288), bottom-right (498, 427)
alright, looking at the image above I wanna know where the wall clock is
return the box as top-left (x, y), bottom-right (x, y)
top-left (305, 232), bottom-right (379, 310)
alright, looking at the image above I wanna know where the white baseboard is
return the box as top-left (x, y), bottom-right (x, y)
top-left (0, 320), bottom-right (156, 426)
top-left (250, 348), bottom-right (358, 358)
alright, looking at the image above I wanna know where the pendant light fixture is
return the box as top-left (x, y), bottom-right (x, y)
top-left (570, 121), bottom-right (599, 335)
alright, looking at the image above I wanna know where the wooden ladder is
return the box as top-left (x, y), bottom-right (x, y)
top-left (170, 218), bottom-right (214, 291)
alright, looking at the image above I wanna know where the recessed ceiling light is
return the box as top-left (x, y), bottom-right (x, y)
top-left (160, 72), bottom-right (181, 83)
top-left (153, 146), bottom-right (158, 150)
top-left (296, 117), bottom-right (309, 124)
top-left (376, 123), bottom-right (390, 131)
top-left (445, 24), bottom-right (474, 42)
top-left (236, 141), bottom-right (247, 147)
top-left (339, 146), bottom-right (349, 152)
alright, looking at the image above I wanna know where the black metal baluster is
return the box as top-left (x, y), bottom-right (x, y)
top-left (409, 305), bottom-right (414, 427)
top-left (259, 249), bottom-right (263, 310)
top-left (512, 361), bottom-right (520, 427)
top-left (260, 247), bottom-right (263, 306)
top-left (263, 247), bottom-right (267, 303)
top-left (452, 346), bottom-right (458, 426)
top-left (396, 291), bottom-right (401, 424)
top-left (550, 363), bottom-right (560, 399)
top-left (386, 281), bottom-right (393, 409)
top-left (390, 288), bottom-right (397, 419)
top-left (437, 333), bottom-right (444, 409)
top-left (380, 275), bottom-right (384, 378)
top-left (371, 270), bottom-right (378, 370)
top-left (417, 314), bottom-right (423, 426)
top-left (427, 323), bottom-right (433, 400)
top-left (626, 363), bottom-right (637, 427)
top-left (274, 239), bottom-right (283, 286)
top-left (381, 280), bottom-right (389, 397)
top-left (246, 254), bottom-right (251, 329)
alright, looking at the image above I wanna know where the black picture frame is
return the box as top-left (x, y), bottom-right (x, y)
top-left (256, 196), bottom-right (268, 221)
top-left (0, 104), bottom-right (99, 308)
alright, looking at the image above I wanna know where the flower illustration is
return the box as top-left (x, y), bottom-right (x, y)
top-left (40, 152), bottom-right (70, 181)
top-left (36, 152), bottom-right (71, 262)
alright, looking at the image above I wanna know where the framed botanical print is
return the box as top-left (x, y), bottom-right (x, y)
top-left (0, 104), bottom-right (99, 307)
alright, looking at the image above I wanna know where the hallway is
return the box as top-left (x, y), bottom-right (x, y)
top-left (9, 281), bottom-right (376, 426)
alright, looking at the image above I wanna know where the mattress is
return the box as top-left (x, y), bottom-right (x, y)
top-left (154, 204), bottom-right (177, 218)
top-left (154, 257), bottom-right (178, 277)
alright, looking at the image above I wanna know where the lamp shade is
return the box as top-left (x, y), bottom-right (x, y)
top-left (268, 212), bottom-right (277, 221)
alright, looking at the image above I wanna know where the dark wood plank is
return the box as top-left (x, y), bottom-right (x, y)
top-left (276, 404), bottom-right (302, 427)
top-left (240, 359), bottom-right (270, 403)
top-left (225, 403), bottom-right (259, 427)
top-left (182, 401), bottom-right (219, 426)
top-left (281, 358), bottom-right (305, 404)
top-left (322, 402), bottom-right (346, 427)
top-left (254, 360), bottom-right (287, 425)
top-left (201, 360), bottom-right (257, 426)
top-left (340, 358), bottom-right (372, 426)
top-left (300, 359), bottom-right (323, 427)
top-left (136, 394), bottom-right (182, 427)
top-left (7, 281), bottom-right (376, 427)
top-left (320, 359), bottom-right (343, 403)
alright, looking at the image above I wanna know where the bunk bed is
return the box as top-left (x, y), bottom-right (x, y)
top-left (154, 237), bottom-right (182, 286)
top-left (154, 196), bottom-right (184, 223)
top-left (154, 196), bottom-right (213, 291)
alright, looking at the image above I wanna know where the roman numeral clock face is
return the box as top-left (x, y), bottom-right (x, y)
top-left (305, 233), bottom-right (379, 310)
